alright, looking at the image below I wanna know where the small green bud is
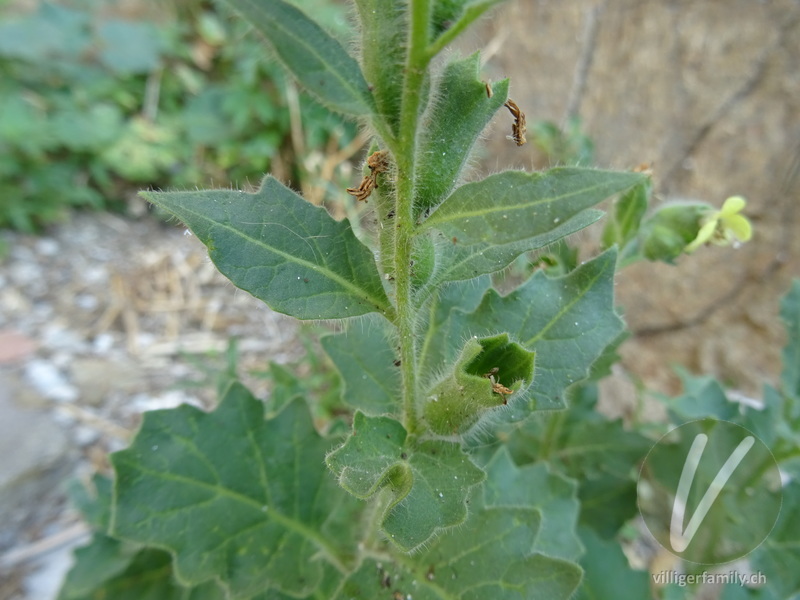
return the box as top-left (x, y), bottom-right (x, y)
top-left (422, 333), bottom-right (535, 435)
top-left (637, 201), bottom-right (708, 262)
top-left (637, 197), bottom-right (753, 262)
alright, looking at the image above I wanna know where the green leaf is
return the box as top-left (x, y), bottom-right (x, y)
top-left (58, 535), bottom-right (136, 600)
top-left (320, 314), bottom-right (401, 415)
top-left (67, 473), bottom-right (114, 531)
top-left (483, 448), bottom-right (582, 561)
top-left (505, 385), bottom-right (651, 537)
top-left (264, 362), bottom-right (304, 415)
top-left (781, 279), bottom-right (800, 403)
top-left (463, 248), bottom-right (624, 411)
top-left (0, 3), bottom-right (90, 62)
top-left (51, 103), bottom-right (124, 151)
top-left (431, 0), bottom-right (476, 36)
top-left (353, 0), bottom-right (406, 131)
top-left (587, 329), bottom-right (628, 380)
top-left (416, 167), bottom-right (640, 296)
top-left (636, 201), bottom-right (707, 263)
top-left (720, 584), bottom-right (780, 600)
top-left (60, 475), bottom-right (158, 600)
top-left (326, 412), bottom-right (485, 550)
top-left (223, 0), bottom-right (374, 116)
top-left (576, 473), bottom-right (640, 539)
top-left (428, 0), bottom-right (509, 56)
top-left (96, 19), bottom-right (164, 74)
top-left (415, 54), bottom-right (509, 213)
top-left (417, 275), bottom-right (492, 382)
top-left (59, 542), bottom-right (225, 600)
top-left (418, 208), bottom-right (603, 296)
top-left (422, 168), bottom-right (646, 245)
top-left (601, 177), bottom-right (651, 251)
top-left (665, 368), bottom-right (739, 422)
top-left (529, 117), bottom-right (594, 165)
top-left (141, 177), bottom-right (392, 320)
top-left (111, 382), bottom-right (363, 599)
top-left (422, 334), bottom-right (535, 435)
top-left (332, 504), bottom-right (581, 599)
top-left (664, 370), bottom-right (800, 470)
top-left (574, 526), bottom-right (650, 600)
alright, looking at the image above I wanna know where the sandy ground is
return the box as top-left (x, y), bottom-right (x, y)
top-left (0, 208), bottom-right (304, 599)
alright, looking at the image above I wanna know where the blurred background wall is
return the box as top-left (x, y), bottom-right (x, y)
top-left (461, 0), bottom-right (800, 399)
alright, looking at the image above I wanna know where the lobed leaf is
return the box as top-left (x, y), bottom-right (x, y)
top-left (111, 382), bottom-right (363, 599)
top-left (417, 275), bottom-right (492, 382)
top-left (326, 412), bottom-right (485, 550)
top-left (462, 248), bottom-right (624, 410)
top-left (67, 473), bottom-right (114, 531)
top-left (750, 483), bottom-right (800, 600)
top-left (781, 279), bottom-right (800, 403)
top-left (142, 177), bottom-right (392, 321)
top-left (332, 503), bottom-right (581, 599)
top-left (664, 369), bottom-right (800, 479)
top-left (59, 542), bottom-right (224, 600)
top-left (664, 368), bottom-right (740, 421)
top-left (422, 168), bottom-right (646, 245)
top-left (320, 314), bottom-right (401, 415)
top-left (417, 208), bottom-right (603, 300)
top-left (574, 526), bottom-right (650, 600)
top-left (505, 384), bottom-right (651, 537)
top-left (483, 448), bottom-right (582, 561)
top-left (223, 0), bottom-right (374, 116)
top-left (264, 362), bottom-right (305, 416)
top-left (415, 54), bottom-right (509, 213)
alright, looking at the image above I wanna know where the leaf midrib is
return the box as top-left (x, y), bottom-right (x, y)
top-left (121, 460), bottom-right (345, 571)
top-left (521, 259), bottom-right (611, 348)
top-left (425, 177), bottom-right (626, 227)
top-left (173, 201), bottom-right (392, 315)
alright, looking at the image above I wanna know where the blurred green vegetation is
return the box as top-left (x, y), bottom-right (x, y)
top-left (0, 0), bottom-right (359, 232)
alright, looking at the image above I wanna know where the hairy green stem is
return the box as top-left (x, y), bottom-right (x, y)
top-left (395, 0), bottom-right (431, 435)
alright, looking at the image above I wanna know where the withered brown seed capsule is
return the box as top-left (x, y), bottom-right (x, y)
top-left (346, 150), bottom-right (391, 202)
top-left (504, 99), bottom-right (527, 146)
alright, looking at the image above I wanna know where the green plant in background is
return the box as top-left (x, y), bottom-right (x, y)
top-left (0, 0), bottom-right (356, 232)
top-left (528, 116), bottom-right (595, 167)
top-left (57, 1), bottom-right (796, 599)
top-left (640, 283), bottom-right (800, 600)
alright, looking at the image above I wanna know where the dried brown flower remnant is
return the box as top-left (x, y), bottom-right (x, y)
top-left (366, 149), bottom-right (390, 174)
top-left (504, 98), bottom-right (527, 146)
top-left (345, 176), bottom-right (376, 202)
top-left (483, 367), bottom-right (513, 402)
top-left (346, 150), bottom-right (390, 202)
